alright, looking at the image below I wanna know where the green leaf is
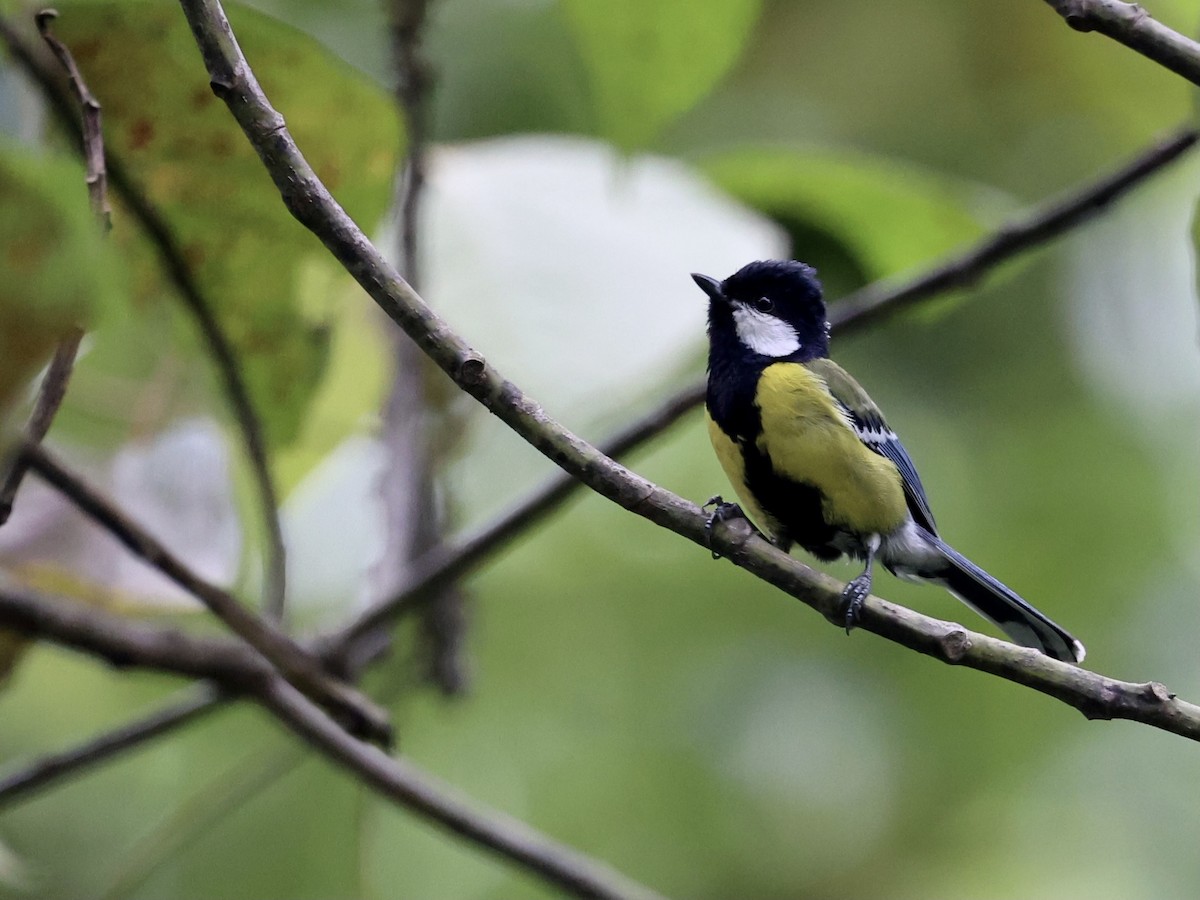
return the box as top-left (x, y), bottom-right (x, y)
top-left (0, 141), bottom-right (112, 420)
top-left (700, 146), bottom-right (1002, 297)
top-left (560, 0), bottom-right (761, 150)
top-left (50, 0), bottom-right (402, 447)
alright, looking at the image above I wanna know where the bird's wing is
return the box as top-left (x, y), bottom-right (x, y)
top-left (807, 357), bottom-right (939, 536)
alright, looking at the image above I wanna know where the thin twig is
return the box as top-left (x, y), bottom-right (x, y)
top-left (21, 443), bottom-right (392, 747)
top-left (95, 745), bottom-right (305, 900)
top-left (0, 379), bottom-right (704, 800)
top-left (6, 571), bottom-right (1200, 900)
top-left (0, 585), bottom-right (665, 900)
top-left (830, 125), bottom-right (1200, 329)
top-left (5, 81), bottom-right (1192, 818)
top-left (332, 382), bottom-right (705, 658)
top-left (391, 0), bottom-right (433, 291)
top-left (378, 0), bottom-right (470, 695)
top-left (175, 0), bottom-right (1200, 742)
top-left (0, 13), bottom-right (288, 621)
top-left (334, 125), bottom-right (1198, 650)
top-left (1042, 0), bottom-right (1200, 85)
top-left (0, 329), bottom-right (84, 524)
top-left (0, 11), bottom-right (106, 524)
top-left (35, 8), bottom-right (110, 229)
top-left (256, 677), bottom-right (666, 900)
top-left (3, 0), bottom-right (1196, 859)
top-left (0, 685), bottom-right (225, 808)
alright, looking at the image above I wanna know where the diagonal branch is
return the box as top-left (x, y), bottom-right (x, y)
top-left (335, 124), bottom-right (1199, 650)
top-left (5, 76), bottom-right (1194, 816)
top-left (1042, 0), bottom-right (1200, 85)
top-left (35, 8), bottom-right (110, 228)
top-left (830, 125), bottom-right (1199, 329)
top-left (0, 585), bottom-right (665, 900)
top-left (174, 0), bottom-right (1200, 750)
top-left (0, 13), bottom-right (288, 620)
top-left (0, 332), bottom-right (84, 524)
top-left (0, 11), bottom-right (107, 525)
top-left (4, 0), bottom-right (1197, 845)
top-left (258, 678), bottom-right (665, 900)
top-left (331, 382), bottom-right (705, 658)
top-left (0, 685), bottom-right (225, 808)
top-left (21, 442), bottom-right (392, 747)
top-left (376, 0), bottom-right (472, 695)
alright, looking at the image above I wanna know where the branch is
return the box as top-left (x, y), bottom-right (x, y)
top-left (332, 381), bottom-right (705, 658)
top-left (0, 379), bottom-right (703, 800)
top-left (830, 125), bottom-right (1199, 329)
top-left (171, 0), bottom-right (1200, 752)
top-left (0, 13), bottom-right (288, 620)
top-left (391, 0), bottom-right (433, 291)
top-left (174, 0), bottom-right (1200, 744)
top-left (0, 330), bottom-right (83, 524)
top-left (256, 677), bottom-right (666, 900)
top-left (0, 586), bottom-right (665, 900)
top-left (332, 123), bottom-right (1197, 649)
top-left (0, 382), bottom-right (703, 800)
top-left (21, 442), bottom-right (392, 746)
top-left (1042, 0), bottom-right (1200, 85)
top-left (376, 0), bottom-right (472, 695)
top-left (0, 582), bottom-right (268, 685)
top-left (0, 11), bottom-right (105, 525)
top-left (0, 685), bottom-right (224, 808)
top-left (34, 8), bottom-right (110, 228)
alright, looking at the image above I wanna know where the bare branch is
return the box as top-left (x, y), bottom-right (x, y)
top-left (0, 582), bottom-right (267, 685)
top-left (173, 0), bottom-right (1200, 749)
top-left (332, 381), bottom-right (705, 658)
top-left (331, 122), bottom-right (1198, 649)
top-left (0, 685), bottom-right (224, 808)
top-left (0, 586), bottom-right (664, 900)
top-left (0, 12), bottom-right (107, 525)
top-left (1042, 0), bottom-right (1200, 85)
top-left (0, 329), bottom-right (84, 524)
top-left (0, 13), bottom-right (288, 620)
top-left (35, 8), bottom-right (110, 228)
top-left (256, 677), bottom-right (667, 900)
top-left (391, 0), bottom-right (433, 290)
top-left (376, 0), bottom-right (471, 695)
top-left (831, 125), bottom-right (1199, 329)
top-left (21, 443), bottom-right (392, 747)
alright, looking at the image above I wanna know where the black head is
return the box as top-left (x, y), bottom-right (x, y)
top-left (692, 260), bottom-right (829, 362)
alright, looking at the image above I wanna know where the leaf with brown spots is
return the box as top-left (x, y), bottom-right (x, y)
top-left (50, 1), bottom-right (403, 449)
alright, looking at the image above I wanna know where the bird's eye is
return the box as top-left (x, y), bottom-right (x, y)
top-left (752, 297), bottom-right (775, 314)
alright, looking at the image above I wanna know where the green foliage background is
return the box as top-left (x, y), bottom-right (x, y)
top-left (3, 0), bottom-right (1200, 898)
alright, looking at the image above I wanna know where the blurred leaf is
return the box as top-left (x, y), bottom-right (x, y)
top-left (701, 146), bottom-right (1003, 296)
top-left (559, 0), bottom-right (761, 150)
top-left (426, 135), bottom-right (785, 517)
top-left (0, 140), bottom-right (110, 422)
top-left (50, 0), bottom-right (402, 447)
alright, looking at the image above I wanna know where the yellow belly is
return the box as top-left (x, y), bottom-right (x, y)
top-left (706, 412), bottom-right (784, 539)
top-left (706, 364), bottom-right (907, 541)
top-left (756, 363), bottom-right (906, 535)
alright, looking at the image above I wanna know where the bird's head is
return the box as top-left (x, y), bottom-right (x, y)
top-left (692, 260), bottom-right (829, 361)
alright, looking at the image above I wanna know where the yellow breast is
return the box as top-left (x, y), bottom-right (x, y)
top-left (754, 363), bottom-right (907, 536)
top-left (706, 411), bottom-right (784, 539)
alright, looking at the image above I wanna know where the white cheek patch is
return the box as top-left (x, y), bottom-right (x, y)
top-left (731, 305), bottom-right (801, 357)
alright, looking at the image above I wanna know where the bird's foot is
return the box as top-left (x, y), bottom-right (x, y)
top-left (841, 575), bottom-right (872, 634)
top-left (703, 495), bottom-right (745, 560)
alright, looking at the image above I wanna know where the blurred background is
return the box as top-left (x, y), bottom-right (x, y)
top-left (3, 0), bottom-right (1200, 897)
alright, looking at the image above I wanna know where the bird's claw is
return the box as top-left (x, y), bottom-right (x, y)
top-left (841, 576), bottom-right (872, 634)
top-left (703, 495), bottom-right (745, 560)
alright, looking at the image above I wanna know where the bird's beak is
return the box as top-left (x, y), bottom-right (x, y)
top-left (691, 273), bottom-right (724, 302)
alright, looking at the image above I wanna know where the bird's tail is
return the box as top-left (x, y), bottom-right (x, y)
top-left (924, 535), bottom-right (1085, 663)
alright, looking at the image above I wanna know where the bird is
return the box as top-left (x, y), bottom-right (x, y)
top-left (692, 259), bottom-right (1084, 663)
